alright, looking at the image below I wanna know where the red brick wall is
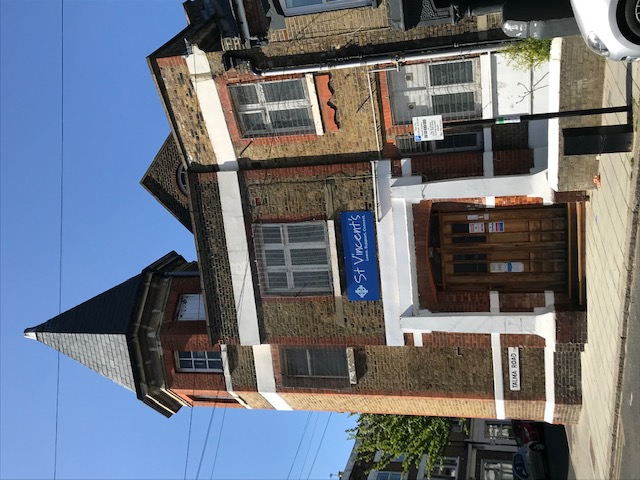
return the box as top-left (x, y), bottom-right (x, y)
top-left (410, 153), bottom-right (484, 181)
top-left (493, 149), bottom-right (534, 176)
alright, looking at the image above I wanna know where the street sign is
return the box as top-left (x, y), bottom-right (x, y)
top-left (412, 115), bottom-right (444, 142)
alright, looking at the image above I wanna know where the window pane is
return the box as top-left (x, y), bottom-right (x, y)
top-left (435, 132), bottom-right (479, 150)
top-left (178, 351), bottom-right (191, 359)
top-left (267, 271), bottom-right (289, 289)
top-left (240, 112), bottom-right (268, 134)
top-left (286, 224), bottom-right (325, 243)
top-left (261, 226), bottom-right (282, 244)
top-left (269, 109), bottom-right (313, 130)
top-left (194, 359), bottom-right (207, 369)
top-left (265, 249), bottom-right (286, 266)
top-left (208, 359), bottom-right (221, 369)
top-left (310, 349), bottom-right (348, 377)
top-left (285, 350), bottom-right (310, 376)
top-left (433, 92), bottom-right (475, 115)
top-left (231, 84), bottom-right (259, 105)
top-left (179, 359), bottom-right (192, 369)
top-left (293, 270), bottom-right (331, 290)
top-left (263, 80), bottom-right (306, 103)
top-left (290, 248), bottom-right (327, 265)
top-left (429, 62), bottom-right (473, 86)
top-left (193, 351), bottom-right (206, 359)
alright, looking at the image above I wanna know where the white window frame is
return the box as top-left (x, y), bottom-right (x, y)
top-left (277, 0), bottom-right (372, 16)
top-left (230, 77), bottom-right (322, 137)
top-left (428, 456), bottom-right (459, 480)
top-left (388, 59), bottom-right (481, 125)
top-left (484, 420), bottom-right (514, 441)
top-left (373, 472), bottom-right (405, 480)
top-left (481, 460), bottom-right (513, 480)
top-left (175, 351), bottom-right (223, 373)
top-left (253, 222), bottom-right (332, 295)
top-left (176, 294), bottom-right (206, 321)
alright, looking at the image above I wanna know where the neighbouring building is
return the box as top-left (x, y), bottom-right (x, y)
top-left (27, 0), bottom-right (597, 422)
top-left (340, 419), bottom-right (518, 480)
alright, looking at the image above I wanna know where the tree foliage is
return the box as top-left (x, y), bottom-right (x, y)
top-left (503, 38), bottom-right (552, 70)
top-left (347, 414), bottom-right (460, 475)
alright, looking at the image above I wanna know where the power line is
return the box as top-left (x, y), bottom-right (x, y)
top-left (306, 413), bottom-right (333, 480)
top-left (298, 412), bottom-right (321, 478)
top-left (287, 411), bottom-right (313, 480)
top-left (209, 405), bottom-right (227, 479)
top-left (195, 407), bottom-right (217, 479)
top-left (53, 0), bottom-right (65, 478)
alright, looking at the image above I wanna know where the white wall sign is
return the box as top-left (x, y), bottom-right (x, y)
top-left (490, 262), bottom-right (524, 273)
top-left (412, 115), bottom-right (444, 142)
top-left (488, 221), bottom-right (504, 233)
top-left (508, 347), bottom-right (521, 391)
top-left (469, 222), bottom-right (485, 233)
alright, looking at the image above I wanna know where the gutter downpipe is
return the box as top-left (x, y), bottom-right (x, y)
top-left (254, 44), bottom-right (503, 77)
top-left (230, 0), bottom-right (251, 48)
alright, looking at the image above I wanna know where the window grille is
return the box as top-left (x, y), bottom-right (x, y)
top-left (176, 351), bottom-right (222, 372)
top-left (281, 348), bottom-right (350, 389)
top-left (253, 222), bottom-right (332, 295)
top-left (230, 79), bottom-right (314, 136)
top-left (387, 60), bottom-right (481, 125)
top-left (396, 131), bottom-right (483, 156)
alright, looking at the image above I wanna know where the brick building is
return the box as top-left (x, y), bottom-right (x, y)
top-left (26, 0), bottom-right (590, 422)
top-left (341, 419), bottom-right (519, 480)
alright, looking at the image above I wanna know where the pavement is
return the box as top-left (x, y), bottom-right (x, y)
top-left (565, 59), bottom-right (640, 479)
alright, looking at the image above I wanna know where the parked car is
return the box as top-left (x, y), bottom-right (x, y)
top-left (511, 420), bottom-right (543, 446)
top-left (513, 441), bottom-right (548, 480)
top-left (570, 0), bottom-right (640, 61)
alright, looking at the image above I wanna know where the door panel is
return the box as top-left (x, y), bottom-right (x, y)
top-left (438, 206), bottom-right (568, 292)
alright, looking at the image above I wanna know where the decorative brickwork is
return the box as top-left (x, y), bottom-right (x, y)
top-left (141, 135), bottom-right (192, 230)
top-left (153, 56), bottom-right (217, 167)
top-left (188, 171), bottom-right (240, 343)
top-left (420, 333), bottom-right (491, 348)
top-left (492, 122), bottom-right (529, 150)
top-left (553, 344), bottom-right (583, 423)
top-left (280, 392), bottom-right (497, 417)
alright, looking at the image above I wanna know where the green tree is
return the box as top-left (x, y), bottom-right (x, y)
top-left (503, 38), bottom-right (552, 70)
top-left (347, 414), bottom-right (461, 475)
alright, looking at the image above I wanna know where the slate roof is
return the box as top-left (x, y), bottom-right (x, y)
top-left (25, 275), bottom-right (143, 392)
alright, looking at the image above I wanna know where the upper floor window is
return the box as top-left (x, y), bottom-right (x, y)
top-left (429, 457), bottom-right (459, 479)
top-left (176, 294), bottom-right (205, 321)
top-left (253, 222), bottom-right (332, 295)
top-left (485, 421), bottom-right (514, 441)
top-left (176, 351), bottom-right (222, 372)
top-left (281, 347), bottom-right (350, 389)
top-left (230, 79), bottom-right (315, 137)
top-left (375, 473), bottom-right (404, 480)
top-left (276, 0), bottom-right (372, 16)
top-left (481, 460), bottom-right (513, 480)
top-left (387, 60), bottom-right (481, 125)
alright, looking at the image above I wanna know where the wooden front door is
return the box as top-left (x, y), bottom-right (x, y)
top-left (437, 205), bottom-right (568, 292)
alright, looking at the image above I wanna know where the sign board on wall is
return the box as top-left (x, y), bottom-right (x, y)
top-left (490, 262), bottom-right (524, 273)
top-left (508, 347), bottom-right (521, 391)
top-left (340, 211), bottom-right (380, 301)
top-left (412, 115), bottom-right (444, 142)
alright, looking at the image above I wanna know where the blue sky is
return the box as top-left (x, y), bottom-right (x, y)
top-left (0, 1), bottom-right (356, 478)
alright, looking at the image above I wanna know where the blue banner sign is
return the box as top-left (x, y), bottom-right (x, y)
top-left (340, 211), bottom-right (380, 301)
